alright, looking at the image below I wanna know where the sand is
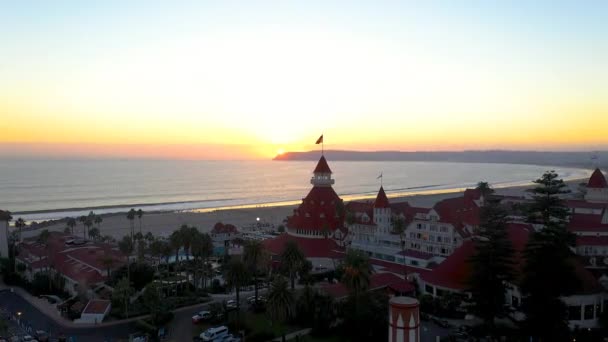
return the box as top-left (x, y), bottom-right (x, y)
top-left (20, 178), bottom-right (586, 241)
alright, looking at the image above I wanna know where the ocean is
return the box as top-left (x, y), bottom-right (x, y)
top-left (0, 159), bottom-right (589, 221)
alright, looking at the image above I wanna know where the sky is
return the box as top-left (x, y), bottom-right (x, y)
top-left (1, 1), bottom-right (607, 160)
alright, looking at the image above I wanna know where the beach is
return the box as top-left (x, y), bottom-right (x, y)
top-left (20, 178), bottom-right (586, 241)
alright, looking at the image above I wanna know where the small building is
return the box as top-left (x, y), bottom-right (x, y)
top-left (74, 299), bottom-right (111, 324)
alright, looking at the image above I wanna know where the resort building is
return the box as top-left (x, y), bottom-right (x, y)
top-left (585, 168), bottom-right (608, 203)
top-left (567, 168), bottom-right (608, 267)
top-left (263, 155), bottom-right (347, 270)
top-left (347, 188), bottom-right (483, 267)
top-left (15, 232), bottom-right (125, 296)
top-left (420, 222), bottom-right (606, 329)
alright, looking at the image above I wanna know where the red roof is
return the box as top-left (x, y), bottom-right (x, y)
top-left (576, 235), bottom-right (608, 246)
top-left (568, 213), bottom-right (608, 233)
top-left (287, 186), bottom-right (345, 232)
top-left (212, 222), bottom-right (238, 234)
top-left (313, 156), bottom-right (332, 174)
top-left (422, 223), bottom-right (531, 291)
top-left (368, 257), bottom-right (431, 277)
top-left (321, 272), bottom-right (414, 298)
top-left (373, 186), bottom-right (391, 208)
top-left (82, 300), bottom-right (111, 314)
top-left (397, 249), bottom-right (434, 260)
top-left (588, 168), bottom-right (608, 189)
top-left (433, 194), bottom-right (481, 228)
top-left (262, 233), bottom-right (343, 258)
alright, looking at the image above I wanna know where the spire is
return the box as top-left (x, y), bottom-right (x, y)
top-left (374, 186), bottom-right (391, 208)
top-left (588, 168), bottom-right (608, 189)
top-left (311, 156), bottom-right (334, 187)
top-left (313, 155), bottom-right (332, 174)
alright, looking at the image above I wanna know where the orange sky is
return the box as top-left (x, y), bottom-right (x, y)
top-left (1, 2), bottom-right (607, 159)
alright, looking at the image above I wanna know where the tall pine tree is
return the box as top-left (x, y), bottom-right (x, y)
top-left (521, 171), bottom-right (578, 341)
top-left (468, 192), bottom-right (514, 334)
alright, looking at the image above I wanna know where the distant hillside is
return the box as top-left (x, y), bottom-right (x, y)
top-left (274, 150), bottom-right (607, 168)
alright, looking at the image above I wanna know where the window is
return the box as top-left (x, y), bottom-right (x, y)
top-left (440, 226), bottom-right (448, 232)
top-left (425, 284), bottom-right (434, 294)
top-left (410, 232), bottom-right (415, 239)
top-left (429, 235), bottom-right (435, 242)
top-left (427, 246), bottom-right (433, 253)
top-left (417, 223), bottom-right (423, 230)
top-left (584, 304), bottom-right (595, 320)
top-left (410, 260), bottom-right (419, 266)
top-left (430, 225), bottom-right (437, 232)
top-left (437, 236), bottom-right (442, 243)
top-left (568, 305), bottom-right (581, 321)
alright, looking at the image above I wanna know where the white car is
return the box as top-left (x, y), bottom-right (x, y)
top-left (225, 300), bottom-right (238, 310)
top-left (192, 310), bottom-right (212, 324)
top-left (200, 326), bottom-right (229, 341)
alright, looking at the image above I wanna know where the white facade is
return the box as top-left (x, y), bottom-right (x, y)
top-left (586, 187), bottom-right (608, 203)
top-left (403, 216), bottom-right (464, 257)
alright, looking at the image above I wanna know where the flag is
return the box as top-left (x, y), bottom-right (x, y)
top-left (316, 135), bottom-right (323, 144)
top-left (377, 173), bottom-right (383, 179)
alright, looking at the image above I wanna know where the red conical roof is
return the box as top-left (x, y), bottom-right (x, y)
top-left (313, 155), bottom-right (332, 174)
top-left (588, 168), bottom-right (608, 189)
top-left (374, 186), bottom-right (391, 208)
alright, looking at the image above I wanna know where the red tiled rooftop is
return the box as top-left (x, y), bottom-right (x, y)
top-left (397, 249), bottom-right (434, 260)
top-left (569, 214), bottom-right (608, 233)
top-left (576, 235), bottom-right (608, 246)
top-left (262, 234), bottom-right (343, 259)
top-left (212, 222), bottom-right (238, 235)
top-left (287, 186), bottom-right (345, 232)
top-left (321, 272), bottom-right (414, 298)
top-left (82, 300), bottom-right (111, 314)
top-left (313, 155), bottom-right (332, 174)
top-left (373, 186), bottom-right (391, 209)
top-left (588, 168), bottom-right (608, 189)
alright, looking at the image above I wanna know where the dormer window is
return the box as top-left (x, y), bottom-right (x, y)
top-left (305, 212), bottom-right (311, 218)
top-left (320, 213), bottom-right (325, 218)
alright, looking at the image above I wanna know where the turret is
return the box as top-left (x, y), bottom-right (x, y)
top-left (585, 168), bottom-right (608, 203)
top-left (311, 156), bottom-right (335, 187)
top-left (373, 186), bottom-right (392, 234)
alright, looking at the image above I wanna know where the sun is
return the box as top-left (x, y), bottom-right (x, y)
top-left (276, 148), bottom-right (285, 156)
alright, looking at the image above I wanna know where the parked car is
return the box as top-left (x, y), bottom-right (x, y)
top-left (35, 330), bottom-right (49, 342)
top-left (200, 326), bottom-right (229, 341)
top-left (246, 296), bottom-right (265, 304)
top-left (192, 310), bottom-right (212, 324)
top-left (225, 300), bottom-right (238, 310)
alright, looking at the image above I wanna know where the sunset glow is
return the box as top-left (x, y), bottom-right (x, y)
top-left (1, 2), bottom-right (607, 159)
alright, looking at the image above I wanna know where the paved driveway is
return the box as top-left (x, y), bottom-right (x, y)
top-left (0, 290), bottom-right (139, 342)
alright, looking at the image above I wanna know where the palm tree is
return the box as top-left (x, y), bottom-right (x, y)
top-left (78, 215), bottom-right (87, 239)
top-left (191, 231), bottom-right (213, 288)
top-left (88, 227), bottom-right (100, 241)
top-left (266, 277), bottom-right (294, 342)
top-left (280, 241), bottom-right (305, 290)
top-left (144, 232), bottom-right (154, 244)
top-left (136, 209), bottom-right (144, 234)
top-left (341, 249), bottom-right (372, 299)
top-left (99, 255), bottom-right (116, 278)
top-left (66, 217), bottom-right (77, 235)
top-left (224, 258), bottom-right (249, 312)
top-left (179, 225), bottom-right (194, 260)
top-left (476, 181), bottom-right (494, 199)
top-left (127, 209), bottom-right (136, 240)
top-left (244, 240), bottom-right (269, 304)
top-left (169, 229), bottom-right (183, 264)
top-left (118, 236), bottom-right (134, 284)
top-left (94, 215), bottom-right (103, 230)
top-left (14, 218), bottom-right (25, 242)
top-left (113, 277), bottom-right (134, 318)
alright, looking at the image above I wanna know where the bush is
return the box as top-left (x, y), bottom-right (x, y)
top-left (109, 263), bottom-right (155, 291)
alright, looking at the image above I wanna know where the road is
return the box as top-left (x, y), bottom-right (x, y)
top-left (0, 290), bottom-right (139, 342)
